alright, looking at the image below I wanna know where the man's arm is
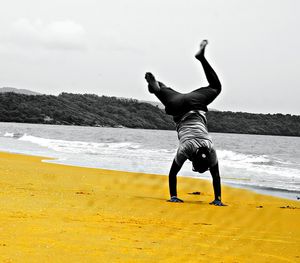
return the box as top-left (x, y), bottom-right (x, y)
top-left (168, 159), bottom-right (184, 202)
top-left (209, 162), bottom-right (226, 206)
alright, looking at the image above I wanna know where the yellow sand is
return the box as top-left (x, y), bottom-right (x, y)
top-left (0, 152), bottom-right (299, 263)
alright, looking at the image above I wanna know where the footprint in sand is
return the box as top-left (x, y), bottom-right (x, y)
top-left (188, 191), bottom-right (201, 195)
top-left (193, 222), bottom-right (212, 226)
top-left (75, 191), bottom-right (91, 195)
top-left (279, 205), bottom-right (300, 209)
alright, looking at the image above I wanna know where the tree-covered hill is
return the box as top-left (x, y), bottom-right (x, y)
top-left (0, 87), bottom-right (42, 95)
top-left (0, 92), bottom-right (299, 136)
top-left (206, 111), bottom-right (300, 136)
top-left (0, 92), bottom-right (175, 130)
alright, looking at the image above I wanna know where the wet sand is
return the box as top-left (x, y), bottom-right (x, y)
top-left (0, 152), bottom-right (299, 262)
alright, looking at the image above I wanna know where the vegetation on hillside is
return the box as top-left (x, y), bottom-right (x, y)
top-left (206, 111), bottom-right (300, 136)
top-left (0, 92), bottom-right (299, 136)
top-left (0, 92), bottom-right (174, 130)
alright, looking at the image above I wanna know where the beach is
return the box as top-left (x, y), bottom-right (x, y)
top-left (1, 123), bottom-right (300, 200)
top-left (0, 151), bottom-right (299, 262)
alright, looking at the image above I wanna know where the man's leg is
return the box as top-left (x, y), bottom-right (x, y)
top-left (145, 72), bottom-right (185, 116)
top-left (195, 40), bottom-right (221, 94)
top-left (144, 41), bottom-right (222, 116)
top-left (185, 40), bottom-right (222, 108)
top-left (145, 72), bottom-right (161, 94)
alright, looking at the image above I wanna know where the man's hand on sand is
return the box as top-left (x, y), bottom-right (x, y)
top-left (167, 196), bottom-right (184, 203)
top-left (209, 199), bottom-right (226, 206)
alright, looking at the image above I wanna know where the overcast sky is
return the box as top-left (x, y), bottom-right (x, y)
top-left (0, 0), bottom-right (299, 114)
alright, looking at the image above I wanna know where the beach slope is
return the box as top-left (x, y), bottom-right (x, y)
top-left (0, 152), bottom-right (299, 262)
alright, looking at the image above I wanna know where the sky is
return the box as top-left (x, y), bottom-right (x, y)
top-left (0, 0), bottom-right (299, 115)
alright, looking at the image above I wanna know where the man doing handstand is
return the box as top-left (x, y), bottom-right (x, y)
top-left (145, 40), bottom-right (225, 206)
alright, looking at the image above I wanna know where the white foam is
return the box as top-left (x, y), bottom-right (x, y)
top-left (218, 150), bottom-right (300, 179)
top-left (218, 150), bottom-right (269, 163)
top-left (16, 134), bottom-right (300, 190)
top-left (18, 134), bottom-right (143, 155)
top-left (4, 132), bottom-right (14, 137)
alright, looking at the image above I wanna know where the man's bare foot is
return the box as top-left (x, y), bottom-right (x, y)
top-left (145, 72), bottom-right (160, 94)
top-left (195, 40), bottom-right (208, 60)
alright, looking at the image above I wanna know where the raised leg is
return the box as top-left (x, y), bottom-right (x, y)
top-left (144, 41), bottom-right (222, 118)
top-left (145, 72), bottom-right (185, 116)
top-left (195, 40), bottom-right (221, 93)
top-left (145, 72), bottom-right (161, 94)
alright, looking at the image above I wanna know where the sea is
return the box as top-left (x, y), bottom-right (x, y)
top-left (0, 122), bottom-right (300, 201)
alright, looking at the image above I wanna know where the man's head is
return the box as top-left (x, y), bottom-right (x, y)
top-left (192, 147), bottom-right (210, 173)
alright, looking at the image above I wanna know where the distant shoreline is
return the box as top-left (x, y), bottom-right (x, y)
top-left (1, 120), bottom-right (300, 138)
top-left (0, 92), bottom-right (299, 137)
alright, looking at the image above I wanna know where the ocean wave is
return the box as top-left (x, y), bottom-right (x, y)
top-left (3, 132), bottom-right (24, 138)
top-left (16, 133), bottom-right (300, 180)
top-left (18, 134), bottom-right (142, 154)
top-left (4, 132), bottom-right (15, 137)
top-left (217, 150), bottom-right (270, 163)
top-left (217, 149), bottom-right (300, 179)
